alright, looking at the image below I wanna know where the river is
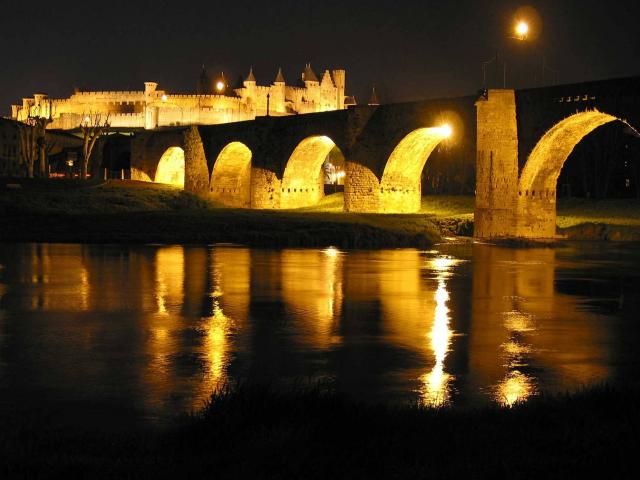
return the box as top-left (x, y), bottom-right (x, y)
top-left (0, 242), bottom-right (638, 425)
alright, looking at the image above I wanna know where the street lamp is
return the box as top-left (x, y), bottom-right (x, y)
top-left (512, 19), bottom-right (559, 86)
top-left (438, 124), bottom-right (453, 139)
top-left (515, 21), bottom-right (529, 41)
top-left (215, 81), bottom-right (225, 93)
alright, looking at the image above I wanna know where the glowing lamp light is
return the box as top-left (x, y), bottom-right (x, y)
top-left (83, 115), bottom-right (90, 124)
top-left (439, 124), bottom-right (453, 138)
top-left (161, 94), bottom-right (168, 102)
top-left (216, 81), bottom-right (225, 92)
top-left (516, 21), bottom-right (529, 39)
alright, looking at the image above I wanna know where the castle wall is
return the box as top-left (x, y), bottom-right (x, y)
top-left (13, 66), bottom-right (348, 132)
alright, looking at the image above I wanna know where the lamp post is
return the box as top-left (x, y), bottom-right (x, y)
top-left (512, 19), bottom-right (559, 86)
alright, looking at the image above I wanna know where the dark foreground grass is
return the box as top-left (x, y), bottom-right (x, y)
top-left (0, 385), bottom-right (638, 479)
top-left (0, 180), bottom-right (440, 248)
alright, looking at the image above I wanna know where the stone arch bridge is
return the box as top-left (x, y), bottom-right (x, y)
top-left (126, 76), bottom-right (640, 239)
top-left (129, 97), bottom-right (476, 213)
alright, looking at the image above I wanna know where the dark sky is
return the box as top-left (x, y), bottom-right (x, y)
top-left (2, 0), bottom-right (639, 115)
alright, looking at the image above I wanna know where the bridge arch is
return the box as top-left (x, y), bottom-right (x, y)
top-left (517, 110), bottom-right (635, 237)
top-left (154, 146), bottom-right (185, 187)
top-left (281, 135), bottom-right (339, 209)
top-left (210, 142), bottom-right (252, 208)
top-left (379, 126), bottom-right (451, 213)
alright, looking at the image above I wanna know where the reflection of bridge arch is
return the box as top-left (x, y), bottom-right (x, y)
top-left (380, 127), bottom-right (450, 213)
top-left (154, 146), bottom-right (185, 187)
top-left (517, 111), bottom-right (636, 237)
top-left (281, 136), bottom-right (339, 209)
top-left (210, 142), bottom-right (253, 208)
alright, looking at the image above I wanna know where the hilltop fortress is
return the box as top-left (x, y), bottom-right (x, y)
top-left (11, 64), bottom-right (348, 130)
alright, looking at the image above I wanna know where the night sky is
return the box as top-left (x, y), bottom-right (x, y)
top-left (2, 0), bottom-right (639, 115)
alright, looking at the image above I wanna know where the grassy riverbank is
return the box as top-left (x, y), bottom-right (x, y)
top-left (0, 180), bottom-right (440, 248)
top-left (1, 384), bottom-right (638, 478)
top-left (2, 180), bottom-right (640, 244)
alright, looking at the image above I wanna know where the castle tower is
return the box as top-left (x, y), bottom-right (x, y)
top-left (331, 69), bottom-right (346, 109)
top-left (302, 63), bottom-right (320, 108)
top-left (272, 67), bottom-right (286, 113)
top-left (243, 67), bottom-right (257, 109)
top-left (144, 82), bottom-right (159, 130)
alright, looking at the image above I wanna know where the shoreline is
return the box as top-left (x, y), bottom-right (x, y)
top-left (2, 180), bottom-right (640, 247)
top-left (1, 384), bottom-right (638, 478)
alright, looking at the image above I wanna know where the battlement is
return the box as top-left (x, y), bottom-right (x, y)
top-left (11, 64), bottom-right (350, 130)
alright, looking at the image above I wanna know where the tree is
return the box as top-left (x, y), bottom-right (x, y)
top-left (18, 102), bottom-right (53, 178)
top-left (80, 113), bottom-right (110, 179)
top-left (18, 122), bottom-right (38, 178)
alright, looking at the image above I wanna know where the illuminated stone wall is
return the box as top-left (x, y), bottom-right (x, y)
top-left (474, 90), bottom-right (520, 238)
top-left (210, 142), bottom-right (252, 208)
top-left (280, 136), bottom-right (336, 209)
top-left (473, 82), bottom-right (640, 239)
top-left (183, 126), bottom-right (210, 196)
top-left (12, 66), bottom-right (348, 131)
top-left (130, 129), bottom-right (186, 184)
top-left (515, 111), bottom-right (617, 238)
top-left (251, 167), bottom-right (281, 209)
top-left (132, 98), bottom-right (476, 212)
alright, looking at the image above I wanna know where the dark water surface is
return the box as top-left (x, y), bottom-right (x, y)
top-left (1, 242), bottom-right (639, 425)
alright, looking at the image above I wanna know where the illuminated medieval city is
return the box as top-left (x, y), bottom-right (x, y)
top-left (1, 1), bottom-right (639, 477)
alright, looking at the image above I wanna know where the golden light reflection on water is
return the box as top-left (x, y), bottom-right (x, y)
top-left (496, 311), bottom-right (536, 406)
top-left (280, 248), bottom-right (343, 348)
top-left (0, 243), bottom-right (626, 418)
top-left (420, 256), bottom-right (461, 406)
top-left (155, 246), bottom-right (185, 316)
top-left (498, 371), bottom-right (535, 406)
top-left (421, 278), bottom-right (452, 406)
top-left (202, 300), bottom-right (231, 390)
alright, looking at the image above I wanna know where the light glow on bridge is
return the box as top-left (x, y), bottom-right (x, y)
top-left (380, 126), bottom-right (452, 213)
top-left (211, 142), bottom-right (253, 208)
top-left (281, 135), bottom-right (338, 209)
top-left (155, 146), bottom-right (185, 188)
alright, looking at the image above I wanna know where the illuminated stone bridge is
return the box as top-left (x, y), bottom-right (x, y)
top-left (127, 76), bottom-right (640, 238)
top-left (129, 97), bottom-right (476, 213)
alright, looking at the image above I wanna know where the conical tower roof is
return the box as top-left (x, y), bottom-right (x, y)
top-left (274, 67), bottom-right (285, 84)
top-left (368, 86), bottom-right (380, 106)
top-left (245, 67), bottom-right (256, 83)
top-left (302, 63), bottom-right (318, 83)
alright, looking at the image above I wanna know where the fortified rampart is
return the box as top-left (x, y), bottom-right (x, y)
top-left (11, 64), bottom-right (348, 131)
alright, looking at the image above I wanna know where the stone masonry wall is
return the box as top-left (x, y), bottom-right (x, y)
top-left (183, 126), bottom-right (209, 196)
top-left (474, 90), bottom-right (519, 238)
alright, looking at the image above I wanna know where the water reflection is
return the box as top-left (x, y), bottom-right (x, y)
top-left (420, 257), bottom-right (460, 406)
top-left (0, 242), bottom-right (634, 423)
top-left (470, 245), bottom-right (612, 406)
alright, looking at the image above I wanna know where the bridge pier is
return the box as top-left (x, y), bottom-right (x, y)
top-left (250, 167), bottom-right (281, 209)
top-left (474, 90), bottom-right (519, 238)
top-left (344, 161), bottom-right (382, 212)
